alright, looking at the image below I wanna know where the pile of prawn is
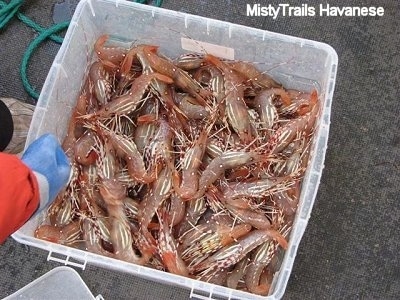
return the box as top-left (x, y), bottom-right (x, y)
top-left (34, 34), bottom-right (320, 296)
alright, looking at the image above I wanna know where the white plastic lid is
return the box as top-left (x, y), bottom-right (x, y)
top-left (4, 266), bottom-right (96, 300)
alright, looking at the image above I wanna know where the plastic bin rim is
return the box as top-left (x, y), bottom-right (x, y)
top-left (75, 0), bottom-right (338, 65)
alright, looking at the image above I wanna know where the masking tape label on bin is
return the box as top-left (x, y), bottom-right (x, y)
top-left (181, 38), bottom-right (234, 60)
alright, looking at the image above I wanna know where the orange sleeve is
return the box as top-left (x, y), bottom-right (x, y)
top-left (0, 153), bottom-right (40, 243)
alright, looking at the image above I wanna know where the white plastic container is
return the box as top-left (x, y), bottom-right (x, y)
top-left (13, 0), bottom-right (338, 299)
top-left (4, 267), bottom-right (96, 300)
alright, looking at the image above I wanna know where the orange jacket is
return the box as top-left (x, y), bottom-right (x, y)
top-left (0, 153), bottom-right (40, 243)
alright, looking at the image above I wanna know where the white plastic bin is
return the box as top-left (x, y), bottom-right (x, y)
top-left (13, 0), bottom-right (338, 299)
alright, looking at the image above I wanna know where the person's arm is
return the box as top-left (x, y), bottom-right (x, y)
top-left (0, 134), bottom-right (70, 244)
top-left (0, 153), bottom-right (40, 243)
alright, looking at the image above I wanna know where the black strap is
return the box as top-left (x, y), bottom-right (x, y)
top-left (0, 99), bottom-right (14, 151)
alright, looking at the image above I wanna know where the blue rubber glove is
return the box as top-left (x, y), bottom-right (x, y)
top-left (22, 134), bottom-right (71, 210)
